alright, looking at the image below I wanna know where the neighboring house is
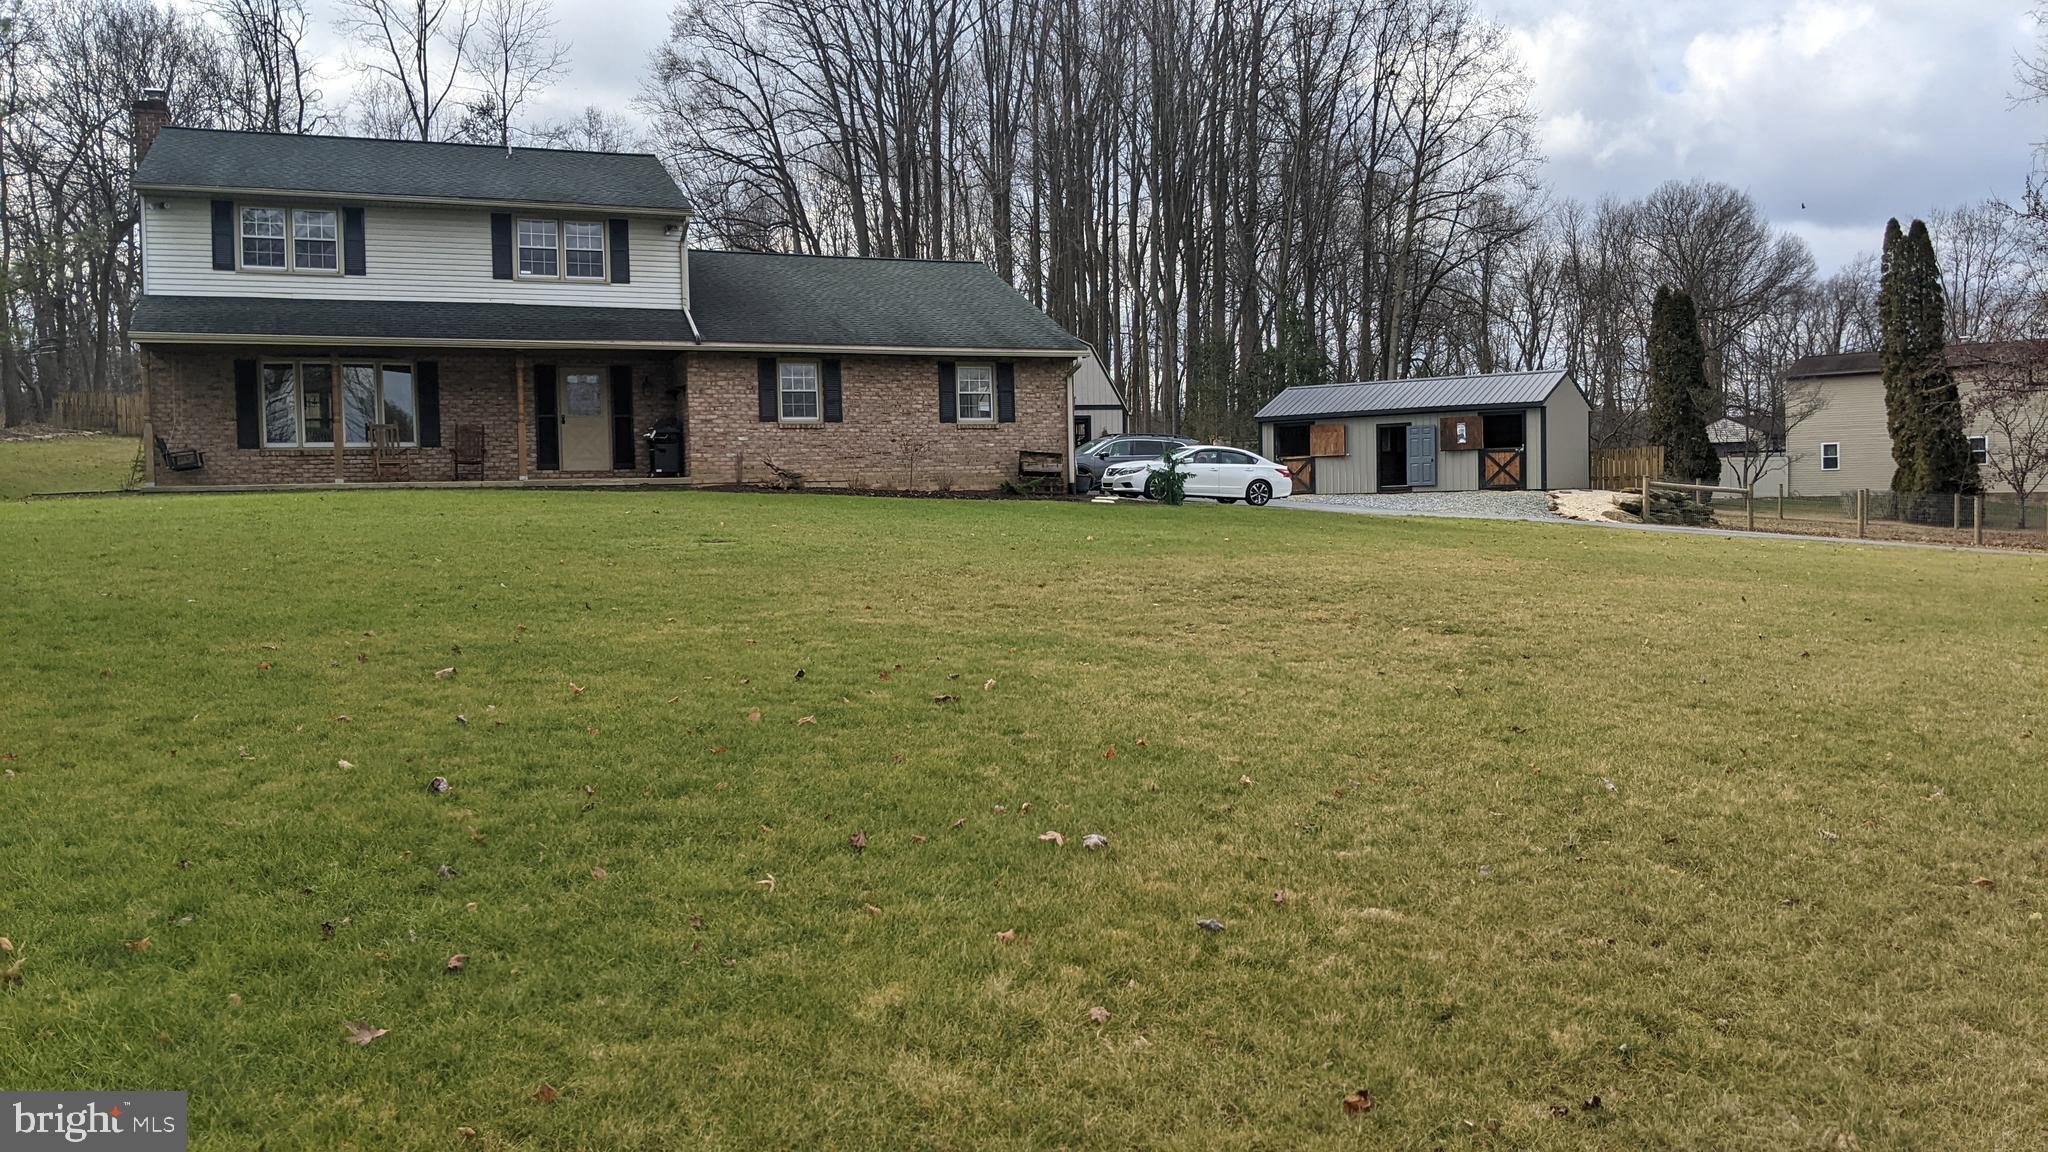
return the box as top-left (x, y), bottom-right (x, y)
top-left (1709, 416), bottom-right (1792, 495)
top-left (1783, 347), bottom-right (2032, 495)
top-left (1070, 353), bottom-right (1128, 444)
top-left (127, 97), bottom-right (1086, 490)
top-left (1254, 369), bottom-right (1590, 494)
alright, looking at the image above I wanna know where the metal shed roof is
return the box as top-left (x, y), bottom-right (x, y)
top-left (1254, 369), bottom-right (1572, 422)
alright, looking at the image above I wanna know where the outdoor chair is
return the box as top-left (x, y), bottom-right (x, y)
top-left (154, 436), bottom-right (203, 472)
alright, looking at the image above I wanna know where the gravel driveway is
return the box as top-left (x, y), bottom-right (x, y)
top-left (1280, 490), bottom-right (1558, 522)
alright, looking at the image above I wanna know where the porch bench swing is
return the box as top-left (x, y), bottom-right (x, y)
top-left (154, 435), bottom-right (204, 472)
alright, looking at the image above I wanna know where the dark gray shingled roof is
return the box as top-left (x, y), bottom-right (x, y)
top-left (131, 296), bottom-right (699, 345)
top-left (686, 251), bottom-right (1087, 352)
top-left (1254, 369), bottom-right (1573, 422)
top-left (133, 250), bottom-right (1087, 352)
top-left (134, 127), bottom-right (691, 213)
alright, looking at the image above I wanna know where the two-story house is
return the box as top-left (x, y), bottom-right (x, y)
top-left (128, 95), bottom-right (1087, 490)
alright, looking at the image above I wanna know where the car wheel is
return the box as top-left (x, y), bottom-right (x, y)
top-left (1143, 474), bottom-right (1162, 500)
top-left (1246, 480), bottom-right (1272, 506)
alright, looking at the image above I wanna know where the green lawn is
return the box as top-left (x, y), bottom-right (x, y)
top-left (0, 433), bottom-right (137, 499)
top-left (2, 489), bottom-right (2045, 1149)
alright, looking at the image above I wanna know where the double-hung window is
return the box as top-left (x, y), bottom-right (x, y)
top-left (242, 207), bottom-right (340, 273)
top-left (955, 364), bottom-right (995, 422)
top-left (1820, 443), bottom-right (1840, 471)
top-left (1969, 435), bottom-right (1989, 464)
top-left (241, 208), bottom-right (286, 269)
top-left (779, 360), bottom-right (820, 421)
top-left (564, 221), bottom-right (605, 279)
top-left (518, 218), bottom-right (560, 277)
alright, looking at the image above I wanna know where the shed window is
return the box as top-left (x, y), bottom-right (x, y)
top-left (1482, 412), bottom-right (1524, 449)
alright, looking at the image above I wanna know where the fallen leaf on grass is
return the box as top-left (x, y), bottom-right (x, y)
top-left (757, 874), bottom-right (777, 892)
top-left (1239, 775), bottom-right (1253, 787)
top-left (257, 661), bottom-right (271, 671)
top-left (1135, 738), bottom-right (1147, 747)
top-left (1195, 919), bottom-right (1225, 933)
top-left (437, 864), bottom-right (459, 880)
top-left (710, 745), bottom-right (726, 754)
top-left (1343, 1089), bottom-right (1374, 1115)
top-left (1038, 831), bottom-right (1065, 847)
top-left (1582, 1095), bottom-right (1602, 1111)
top-left (0, 961), bottom-right (20, 986)
top-left (1548, 1104), bottom-right (1572, 1119)
top-left (1087, 1006), bottom-right (1110, 1024)
top-left (227, 993), bottom-right (242, 1007)
top-left (343, 1021), bottom-right (387, 1047)
top-left (337, 759), bottom-right (355, 770)
top-left (126, 938), bottom-right (151, 952)
top-left (863, 904), bottom-right (883, 917)
top-left (1273, 889), bottom-right (1294, 906)
top-left (983, 679), bottom-right (996, 691)
top-left (445, 954), bottom-right (467, 973)
top-left (747, 709), bottom-right (762, 723)
top-left (1104, 746), bottom-right (1117, 760)
top-left (591, 867), bottom-right (608, 881)
top-left (951, 818), bottom-right (966, 829)
top-left (435, 667), bottom-right (456, 679)
top-left (0, 937), bottom-right (11, 953)
top-left (932, 694), bottom-right (959, 704)
top-left (428, 776), bottom-right (451, 793)
top-left (568, 682), bottom-right (584, 696)
top-left (850, 831), bottom-right (868, 852)
top-left (910, 834), bottom-right (928, 844)
top-left (995, 930), bottom-right (1016, 943)
top-left (456, 1126), bottom-right (476, 1140)
top-left (332, 714), bottom-right (351, 723)
top-left (1972, 876), bottom-right (1997, 891)
top-left (532, 1083), bottom-right (558, 1105)
top-left (1081, 834), bottom-right (1108, 851)
top-left (797, 715), bottom-right (817, 726)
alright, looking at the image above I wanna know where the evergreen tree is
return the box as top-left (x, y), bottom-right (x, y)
top-left (1880, 219), bottom-right (1980, 493)
top-left (1906, 221), bottom-right (1980, 493)
top-left (1879, 219), bottom-right (1921, 492)
top-left (1646, 286), bottom-right (1719, 483)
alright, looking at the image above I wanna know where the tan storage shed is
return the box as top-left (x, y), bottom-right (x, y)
top-left (1255, 369), bottom-right (1590, 495)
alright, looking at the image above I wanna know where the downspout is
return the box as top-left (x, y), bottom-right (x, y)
top-left (677, 215), bottom-right (702, 343)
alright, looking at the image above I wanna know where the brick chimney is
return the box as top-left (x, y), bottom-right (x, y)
top-left (132, 88), bottom-right (171, 169)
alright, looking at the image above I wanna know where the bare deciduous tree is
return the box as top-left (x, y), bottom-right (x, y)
top-left (335, 0), bottom-right (480, 142)
top-left (457, 0), bottom-right (568, 148)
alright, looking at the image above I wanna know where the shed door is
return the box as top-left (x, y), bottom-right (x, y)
top-left (1406, 423), bottom-right (1438, 487)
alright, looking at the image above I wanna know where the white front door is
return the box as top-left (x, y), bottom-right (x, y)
top-left (561, 372), bottom-right (609, 471)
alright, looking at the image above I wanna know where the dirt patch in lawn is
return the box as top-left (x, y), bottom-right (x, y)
top-left (1548, 488), bottom-right (1637, 523)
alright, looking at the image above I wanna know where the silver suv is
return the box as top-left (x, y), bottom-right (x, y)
top-left (1074, 434), bottom-right (1197, 491)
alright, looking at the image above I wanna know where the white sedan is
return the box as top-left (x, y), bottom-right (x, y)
top-left (1100, 444), bottom-right (1295, 506)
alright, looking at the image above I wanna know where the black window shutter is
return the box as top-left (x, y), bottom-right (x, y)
top-left (608, 219), bottom-right (631, 283)
top-left (212, 200), bottom-right (236, 270)
top-left (416, 361), bottom-right (441, 447)
top-left (937, 361), bottom-right (957, 423)
top-left (534, 364), bottom-right (560, 470)
top-left (757, 358), bottom-right (777, 421)
top-left (996, 362), bottom-right (1016, 423)
top-left (232, 359), bottom-right (260, 447)
top-left (490, 213), bottom-right (513, 280)
top-left (343, 206), bottom-right (367, 276)
top-left (610, 364), bottom-right (636, 470)
top-left (822, 359), bottom-right (843, 422)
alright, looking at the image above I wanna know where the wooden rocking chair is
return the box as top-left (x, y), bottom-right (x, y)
top-left (452, 424), bottom-right (486, 480)
top-left (368, 423), bottom-right (406, 481)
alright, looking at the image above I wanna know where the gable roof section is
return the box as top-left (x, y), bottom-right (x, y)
top-left (1254, 369), bottom-right (1572, 422)
top-left (134, 127), bottom-right (691, 214)
top-left (686, 251), bottom-right (1088, 352)
top-left (1785, 341), bottom-right (2048, 380)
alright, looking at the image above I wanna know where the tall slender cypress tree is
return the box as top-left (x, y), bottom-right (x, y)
top-left (1879, 219), bottom-right (1921, 492)
top-left (1907, 221), bottom-right (1980, 493)
top-left (1646, 286), bottom-right (1719, 483)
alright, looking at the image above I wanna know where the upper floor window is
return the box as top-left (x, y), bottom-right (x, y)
top-left (1970, 435), bottom-right (1989, 464)
top-left (514, 217), bottom-right (609, 281)
top-left (242, 208), bottom-right (285, 269)
top-left (518, 218), bottom-right (559, 277)
top-left (564, 221), bottom-right (605, 279)
top-left (241, 206), bottom-right (339, 274)
top-left (955, 364), bottom-right (995, 423)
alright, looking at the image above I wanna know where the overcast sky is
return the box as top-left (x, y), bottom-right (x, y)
top-left (272, 0), bottom-right (2042, 273)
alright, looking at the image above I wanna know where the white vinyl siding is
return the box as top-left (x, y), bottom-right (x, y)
top-left (142, 197), bottom-right (682, 309)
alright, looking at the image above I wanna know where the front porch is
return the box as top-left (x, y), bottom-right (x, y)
top-left (142, 344), bottom-right (686, 488)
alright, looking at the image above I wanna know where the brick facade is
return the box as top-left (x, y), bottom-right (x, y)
top-left (143, 345), bottom-right (1072, 490)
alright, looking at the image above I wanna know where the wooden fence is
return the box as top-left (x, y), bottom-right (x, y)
top-left (1590, 445), bottom-right (1663, 490)
top-left (51, 392), bottom-right (145, 436)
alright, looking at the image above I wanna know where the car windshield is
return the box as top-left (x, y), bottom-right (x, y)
top-left (1077, 437), bottom-right (1111, 455)
top-left (1166, 447), bottom-right (1198, 462)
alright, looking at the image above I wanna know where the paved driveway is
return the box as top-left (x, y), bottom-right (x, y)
top-left (1280, 490), bottom-right (1557, 522)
